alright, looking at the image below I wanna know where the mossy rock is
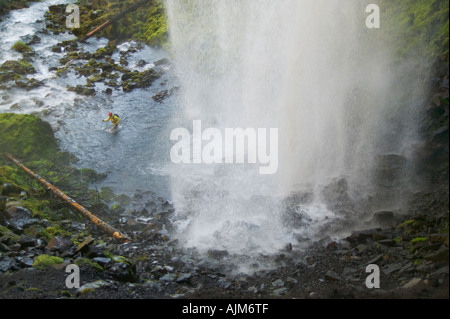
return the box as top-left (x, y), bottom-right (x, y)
top-left (1, 59), bottom-right (36, 75)
top-left (0, 113), bottom-right (59, 160)
top-left (115, 194), bottom-right (131, 207)
top-left (99, 186), bottom-right (115, 202)
top-left (32, 254), bottom-right (64, 270)
top-left (74, 257), bottom-right (104, 271)
top-left (11, 41), bottom-right (32, 54)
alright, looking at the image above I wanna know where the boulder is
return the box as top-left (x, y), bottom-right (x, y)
top-left (46, 236), bottom-right (73, 252)
top-left (372, 210), bottom-right (394, 226)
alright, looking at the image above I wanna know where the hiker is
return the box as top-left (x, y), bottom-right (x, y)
top-left (103, 112), bottom-right (120, 130)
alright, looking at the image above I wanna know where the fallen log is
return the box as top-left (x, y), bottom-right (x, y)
top-left (4, 153), bottom-right (130, 243)
top-left (83, 0), bottom-right (153, 40)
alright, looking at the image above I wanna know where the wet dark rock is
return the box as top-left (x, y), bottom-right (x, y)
top-left (325, 270), bottom-right (341, 281)
top-left (346, 228), bottom-right (382, 244)
top-left (23, 34), bottom-right (41, 45)
top-left (373, 154), bottom-right (408, 186)
top-left (7, 206), bottom-right (39, 231)
top-left (136, 59), bottom-right (148, 67)
top-left (20, 256), bottom-right (34, 268)
top-left (15, 78), bottom-right (45, 91)
top-left (0, 257), bottom-right (13, 272)
top-left (107, 261), bottom-right (137, 283)
top-left (46, 236), bottom-right (73, 252)
top-left (383, 263), bottom-right (403, 275)
top-left (93, 257), bottom-right (112, 267)
top-left (18, 235), bottom-right (36, 248)
top-left (82, 245), bottom-right (104, 259)
top-left (176, 273), bottom-right (192, 283)
top-left (372, 210), bottom-right (394, 226)
top-left (154, 58), bottom-right (170, 66)
top-left (121, 68), bottom-right (161, 92)
top-left (425, 246), bottom-right (449, 263)
top-left (67, 85), bottom-right (96, 96)
top-left (51, 45), bottom-right (62, 53)
top-left (320, 177), bottom-right (355, 212)
top-left (207, 249), bottom-right (229, 260)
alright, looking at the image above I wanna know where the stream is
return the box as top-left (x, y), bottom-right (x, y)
top-left (1, 0), bottom-right (176, 198)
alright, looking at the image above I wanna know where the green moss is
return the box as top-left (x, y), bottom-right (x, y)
top-left (379, 0), bottom-right (449, 59)
top-left (115, 194), bottom-right (131, 206)
top-left (410, 237), bottom-right (428, 244)
top-left (0, 60), bottom-right (36, 83)
top-left (38, 225), bottom-right (72, 241)
top-left (0, 113), bottom-right (59, 160)
top-left (70, 0), bottom-right (168, 48)
top-left (99, 186), bottom-right (115, 202)
top-left (0, 225), bottom-right (20, 242)
top-left (26, 287), bottom-right (43, 293)
top-left (32, 254), bottom-right (64, 270)
top-left (75, 257), bottom-right (104, 271)
top-left (59, 290), bottom-right (72, 297)
top-left (12, 41), bottom-right (32, 53)
top-left (398, 219), bottom-right (416, 228)
top-left (413, 258), bottom-right (424, 265)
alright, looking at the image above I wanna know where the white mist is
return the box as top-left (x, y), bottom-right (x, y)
top-left (163, 0), bottom-right (428, 255)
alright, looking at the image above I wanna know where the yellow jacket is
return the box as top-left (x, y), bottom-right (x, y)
top-left (104, 114), bottom-right (120, 125)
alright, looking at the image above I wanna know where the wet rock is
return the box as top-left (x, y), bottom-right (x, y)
top-left (159, 273), bottom-right (177, 282)
top-left (67, 85), bottom-right (96, 96)
top-left (176, 273), bottom-right (192, 283)
top-left (346, 228), bottom-right (382, 244)
top-left (273, 287), bottom-right (288, 296)
top-left (320, 177), bottom-right (354, 212)
top-left (93, 257), bottom-right (112, 267)
top-left (376, 239), bottom-right (397, 247)
top-left (424, 246), bottom-right (449, 263)
top-left (382, 263), bottom-right (403, 275)
top-left (207, 249), bottom-right (229, 259)
top-left (272, 279), bottom-right (284, 287)
top-left (0, 257), bottom-right (14, 272)
top-left (429, 234), bottom-right (449, 247)
top-left (373, 154), bottom-right (408, 186)
top-left (51, 45), bottom-right (62, 53)
top-left (154, 58), bottom-right (170, 66)
top-left (18, 235), bottom-right (36, 248)
top-left (152, 89), bottom-right (169, 102)
top-left (83, 245), bottom-right (104, 259)
top-left (78, 280), bottom-right (108, 294)
top-left (20, 256), bottom-right (34, 268)
top-left (46, 236), bottom-right (73, 252)
top-left (24, 34), bottom-right (41, 45)
top-left (7, 206), bottom-right (39, 231)
top-left (372, 210), bottom-right (394, 226)
top-left (401, 278), bottom-right (423, 289)
top-left (107, 261), bottom-right (137, 283)
top-left (136, 59), bottom-right (148, 67)
top-left (325, 270), bottom-right (341, 281)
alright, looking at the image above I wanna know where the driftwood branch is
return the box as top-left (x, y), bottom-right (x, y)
top-left (83, 0), bottom-right (154, 40)
top-left (5, 153), bottom-right (130, 243)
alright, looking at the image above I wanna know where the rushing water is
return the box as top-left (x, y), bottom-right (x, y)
top-left (164, 0), bottom-right (431, 256)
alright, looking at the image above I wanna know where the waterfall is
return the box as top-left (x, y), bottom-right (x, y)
top-left (163, 0), bottom-right (430, 256)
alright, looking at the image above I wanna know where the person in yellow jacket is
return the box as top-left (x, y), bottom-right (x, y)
top-left (103, 112), bottom-right (120, 130)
